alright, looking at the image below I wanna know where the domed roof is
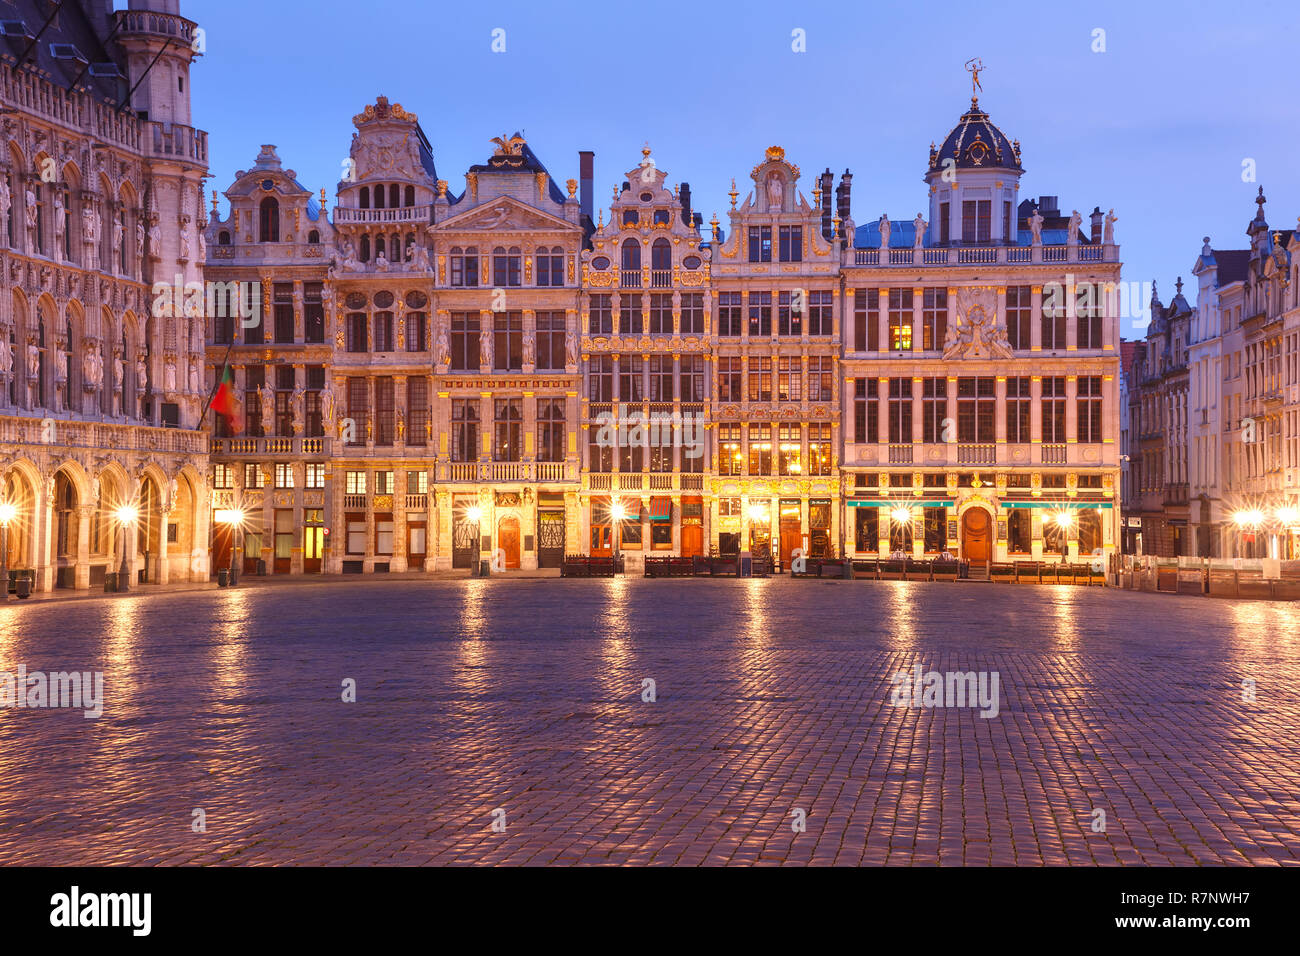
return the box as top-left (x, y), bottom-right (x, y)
top-left (928, 100), bottom-right (1022, 174)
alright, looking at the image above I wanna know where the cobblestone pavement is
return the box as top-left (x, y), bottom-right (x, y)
top-left (1, 579), bottom-right (1298, 866)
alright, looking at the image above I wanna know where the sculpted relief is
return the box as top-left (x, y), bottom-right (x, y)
top-left (943, 286), bottom-right (1013, 360)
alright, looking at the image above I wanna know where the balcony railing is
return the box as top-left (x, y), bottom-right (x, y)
top-left (405, 494), bottom-right (428, 511)
top-left (210, 436), bottom-right (332, 457)
top-left (535, 461), bottom-right (568, 482)
top-left (343, 494), bottom-right (367, 510)
top-left (442, 462), bottom-right (577, 483)
top-left (956, 443), bottom-right (996, 465)
top-left (1041, 443), bottom-right (1067, 464)
top-left (0, 415), bottom-right (207, 454)
top-left (851, 244), bottom-right (1115, 268)
top-left (113, 9), bottom-right (198, 43)
top-left (620, 270), bottom-right (642, 287)
top-left (650, 270), bottom-right (672, 288)
top-left (332, 205), bottom-right (433, 226)
top-left (144, 121), bottom-right (208, 164)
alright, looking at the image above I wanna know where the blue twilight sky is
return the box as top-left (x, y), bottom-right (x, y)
top-left (173, 0), bottom-right (1298, 339)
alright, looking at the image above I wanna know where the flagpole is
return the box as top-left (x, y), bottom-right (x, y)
top-left (197, 336), bottom-right (236, 430)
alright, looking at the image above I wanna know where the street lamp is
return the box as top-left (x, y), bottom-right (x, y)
top-left (115, 504), bottom-right (138, 592)
top-left (466, 504), bottom-right (483, 575)
top-left (214, 509), bottom-right (244, 586)
top-left (609, 499), bottom-right (627, 569)
top-left (0, 500), bottom-right (16, 602)
top-left (1051, 509), bottom-right (1075, 563)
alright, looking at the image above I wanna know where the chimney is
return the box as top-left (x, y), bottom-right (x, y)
top-left (1090, 206), bottom-right (1103, 244)
top-left (679, 182), bottom-right (692, 230)
top-left (820, 168), bottom-right (834, 240)
top-left (836, 169), bottom-right (853, 237)
top-left (579, 150), bottom-right (594, 222)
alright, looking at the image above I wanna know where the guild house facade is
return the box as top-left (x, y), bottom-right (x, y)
top-left (1, 0), bottom-right (212, 593)
top-left (202, 80), bottom-right (1124, 576)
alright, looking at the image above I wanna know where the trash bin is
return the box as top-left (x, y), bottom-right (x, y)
top-left (217, 568), bottom-right (229, 587)
top-left (739, 555), bottom-right (752, 577)
top-left (15, 577), bottom-right (32, 599)
top-left (256, 559), bottom-right (267, 576)
top-left (479, 558), bottom-right (491, 577)
top-left (104, 574), bottom-right (117, 593)
top-left (229, 567), bottom-right (239, 587)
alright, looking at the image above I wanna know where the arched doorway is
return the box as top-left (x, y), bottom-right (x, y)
top-left (53, 470), bottom-right (79, 588)
top-left (1, 468), bottom-right (37, 583)
top-left (137, 477), bottom-right (162, 583)
top-left (961, 507), bottom-right (991, 564)
top-left (497, 515), bottom-right (520, 569)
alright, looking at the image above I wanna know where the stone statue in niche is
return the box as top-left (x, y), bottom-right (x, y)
top-left (565, 325), bottom-right (578, 367)
top-left (164, 355), bottom-right (178, 393)
top-left (0, 336), bottom-right (12, 376)
top-left (0, 177), bottom-right (10, 235)
top-left (434, 321), bottom-right (450, 368)
top-left (53, 195), bottom-right (66, 256)
top-left (766, 172), bottom-right (783, 211)
top-left (291, 383), bottom-right (305, 435)
top-left (259, 382), bottom-right (275, 435)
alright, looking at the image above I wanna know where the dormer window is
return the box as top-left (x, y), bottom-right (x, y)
top-left (653, 209), bottom-right (670, 225)
top-left (218, 231), bottom-right (231, 246)
top-left (258, 197), bottom-right (279, 242)
top-left (639, 192), bottom-right (653, 203)
top-left (308, 230), bottom-right (320, 244)
top-left (623, 210), bottom-right (639, 226)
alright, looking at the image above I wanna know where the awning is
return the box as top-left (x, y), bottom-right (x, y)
top-left (848, 500), bottom-right (954, 508)
top-left (1002, 501), bottom-right (1114, 509)
top-left (648, 497), bottom-right (672, 519)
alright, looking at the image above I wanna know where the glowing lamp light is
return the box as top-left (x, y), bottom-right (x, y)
top-left (610, 501), bottom-right (627, 523)
top-left (1276, 506), bottom-right (1299, 526)
top-left (213, 508), bottom-right (243, 526)
top-left (0, 502), bottom-right (16, 527)
top-left (465, 505), bottom-right (482, 524)
top-left (1052, 510), bottom-right (1075, 529)
top-left (1233, 509), bottom-right (1264, 528)
top-left (115, 504), bottom-right (139, 526)
top-left (747, 503), bottom-right (768, 522)
top-left (890, 507), bottom-right (913, 526)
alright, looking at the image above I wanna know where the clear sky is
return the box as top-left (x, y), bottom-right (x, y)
top-left (179, 0), bottom-right (1299, 339)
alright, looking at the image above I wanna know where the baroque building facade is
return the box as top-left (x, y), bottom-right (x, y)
top-left (1, 0), bottom-right (211, 592)
top-left (201, 85), bottom-right (1126, 576)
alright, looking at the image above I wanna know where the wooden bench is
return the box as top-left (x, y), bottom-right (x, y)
top-left (694, 555), bottom-right (740, 576)
top-left (751, 554), bottom-right (774, 577)
top-left (879, 560), bottom-right (907, 580)
top-left (932, 560), bottom-right (961, 582)
top-left (561, 555), bottom-right (623, 577)
top-left (644, 556), bottom-right (695, 577)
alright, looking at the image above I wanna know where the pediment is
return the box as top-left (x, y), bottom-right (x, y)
top-left (436, 197), bottom-right (574, 234)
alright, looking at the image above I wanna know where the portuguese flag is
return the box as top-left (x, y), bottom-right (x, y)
top-left (208, 363), bottom-right (242, 434)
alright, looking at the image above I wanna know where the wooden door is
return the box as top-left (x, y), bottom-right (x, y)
top-left (498, 516), bottom-right (520, 569)
top-left (407, 522), bottom-right (427, 567)
top-left (680, 524), bottom-right (703, 558)
top-left (962, 508), bottom-right (991, 563)
top-left (537, 511), bottom-right (565, 568)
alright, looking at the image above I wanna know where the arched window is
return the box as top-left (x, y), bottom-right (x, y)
top-left (404, 186), bottom-right (415, 207)
top-left (359, 234), bottom-right (370, 262)
top-left (63, 318), bottom-right (75, 410)
top-left (121, 325), bottom-right (131, 417)
top-left (375, 236), bottom-right (386, 260)
top-left (308, 230), bottom-right (320, 244)
top-left (391, 233), bottom-right (401, 262)
top-left (451, 246), bottom-right (479, 287)
top-left (389, 184), bottom-right (399, 208)
top-left (259, 197), bottom-right (279, 242)
top-left (621, 238), bottom-right (641, 285)
top-left (492, 246), bottom-right (521, 286)
top-left (537, 245), bottom-right (565, 287)
top-left (360, 186), bottom-right (370, 209)
top-left (35, 306), bottom-right (48, 408)
top-left (374, 185), bottom-right (385, 209)
top-left (651, 237), bottom-right (671, 274)
top-left (218, 230), bottom-right (231, 245)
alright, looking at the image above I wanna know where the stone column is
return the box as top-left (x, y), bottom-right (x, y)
top-left (156, 502), bottom-right (171, 584)
top-left (433, 489), bottom-right (452, 571)
top-left (1030, 376), bottom-right (1043, 444)
top-left (911, 287), bottom-right (923, 352)
top-left (75, 504), bottom-right (93, 590)
top-left (995, 376), bottom-right (1008, 444)
top-left (876, 377), bottom-right (889, 449)
top-left (34, 478), bottom-right (54, 592)
top-left (1066, 375), bottom-right (1079, 443)
top-left (946, 377), bottom-right (958, 464)
top-left (1031, 285), bottom-right (1043, 352)
top-left (877, 287), bottom-right (889, 354)
top-left (911, 377), bottom-right (924, 444)
top-left (1066, 280), bottom-right (1078, 351)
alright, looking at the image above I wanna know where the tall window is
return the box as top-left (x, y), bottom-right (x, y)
top-left (747, 356), bottom-right (772, 402)
top-left (373, 312), bottom-right (394, 352)
top-left (922, 288), bottom-right (947, 351)
top-left (62, 319), bottom-right (74, 410)
top-left (854, 289), bottom-right (879, 352)
top-left (649, 356), bottom-right (673, 401)
top-left (407, 376), bottom-right (428, 446)
top-left (1006, 377), bottom-right (1032, 442)
top-left (854, 379), bottom-right (879, 443)
top-left (719, 424), bottom-right (742, 475)
top-left (259, 197), bottom-right (279, 242)
top-left (244, 364), bottom-right (264, 437)
top-left (719, 356), bottom-right (742, 402)
top-left (620, 238), bottom-right (641, 285)
top-left (1078, 376), bottom-right (1103, 442)
top-left (957, 377), bottom-right (996, 442)
top-left (808, 423), bottom-right (832, 475)
top-left (778, 225), bottom-right (802, 262)
top-left (450, 313), bottom-right (480, 370)
top-left (681, 293), bottom-right (705, 335)
top-left (748, 292), bottom-right (772, 337)
top-left (778, 292), bottom-right (801, 336)
top-left (537, 398), bottom-right (565, 461)
top-left (1076, 286), bottom-right (1103, 350)
top-left (921, 377), bottom-right (946, 442)
top-left (346, 312), bottom-right (367, 352)
top-left (535, 312), bottom-right (565, 370)
top-left (1006, 285), bottom-right (1031, 350)
top-left (747, 225), bottom-right (772, 263)
top-left (888, 378), bottom-right (912, 443)
top-left (649, 293), bottom-right (672, 334)
top-left (536, 246), bottom-right (565, 286)
top-left (493, 399), bottom-right (522, 461)
top-left (452, 399), bottom-right (478, 461)
top-left (680, 355), bottom-right (705, 402)
top-left (619, 355), bottom-right (643, 402)
top-left (450, 247), bottom-right (479, 286)
top-left (588, 355), bottom-right (613, 401)
top-left (373, 376), bottom-right (394, 445)
top-left (778, 424), bottom-right (802, 475)
top-left (807, 356), bottom-right (833, 401)
top-left (717, 292), bottom-right (742, 336)
top-left (1042, 288), bottom-right (1067, 350)
top-left (347, 376), bottom-right (367, 445)
top-left (777, 357), bottom-right (801, 402)
top-left (588, 294), bottom-right (612, 335)
top-left (621, 293), bottom-right (643, 334)
top-left (650, 238), bottom-right (671, 284)
top-left (807, 291), bottom-right (832, 336)
top-left (888, 289), bottom-right (913, 350)
top-left (748, 424), bottom-right (772, 474)
top-left (1042, 376), bottom-right (1067, 442)
top-left (304, 283), bottom-right (324, 343)
top-left (961, 199), bottom-right (991, 243)
top-left (493, 312), bottom-right (523, 371)
top-left (939, 201), bottom-right (950, 244)
top-left (405, 311), bottom-right (427, 352)
top-left (492, 246), bottom-right (521, 286)
top-left (273, 283), bottom-right (294, 343)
